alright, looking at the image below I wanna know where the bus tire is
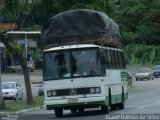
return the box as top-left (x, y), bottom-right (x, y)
top-left (54, 108), bottom-right (63, 118)
top-left (110, 104), bottom-right (117, 110)
top-left (118, 91), bottom-right (125, 110)
top-left (101, 105), bottom-right (109, 114)
top-left (118, 101), bottom-right (124, 110)
top-left (71, 108), bottom-right (77, 113)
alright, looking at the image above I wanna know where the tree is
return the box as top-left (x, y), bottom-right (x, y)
top-left (113, 0), bottom-right (160, 45)
top-left (29, 0), bottom-right (114, 26)
top-left (0, 0), bottom-right (35, 104)
top-left (0, 36), bottom-right (5, 109)
top-left (92, 0), bottom-right (114, 16)
top-left (0, 0), bottom-right (6, 109)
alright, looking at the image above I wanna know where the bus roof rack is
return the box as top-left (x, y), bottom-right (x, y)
top-left (41, 9), bottom-right (122, 48)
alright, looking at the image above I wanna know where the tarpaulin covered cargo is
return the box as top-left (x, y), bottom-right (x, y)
top-left (41, 9), bottom-right (122, 47)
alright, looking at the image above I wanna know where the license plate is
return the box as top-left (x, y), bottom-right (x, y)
top-left (68, 98), bottom-right (78, 103)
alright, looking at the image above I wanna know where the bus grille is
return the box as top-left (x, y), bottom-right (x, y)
top-left (47, 87), bottom-right (101, 97)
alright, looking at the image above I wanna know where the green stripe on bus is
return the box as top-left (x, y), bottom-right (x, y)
top-left (111, 92), bottom-right (128, 104)
top-left (121, 71), bottom-right (128, 82)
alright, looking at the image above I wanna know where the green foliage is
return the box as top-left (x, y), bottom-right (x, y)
top-left (113, 0), bottom-right (160, 45)
top-left (130, 54), bottom-right (136, 64)
top-left (117, 0), bottom-right (160, 64)
top-left (71, 3), bottom-right (93, 10)
top-left (1, 0), bottom-right (19, 20)
top-left (124, 44), bottom-right (160, 65)
top-left (12, 44), bottom-right (23, 55)
top-left (0, 29), bottom-right (5, 33)
top-left (20, 25), bottom-right (42, 31)
top-left (1, 0), bottom-right (160, 66)
top-left (92, 0), bottom-right (114, 16)
top-left (149, 49), bottom-right (155, 64)
top-left (0, 0), bottom-right (114, 28)
top-left (31, 50), bottom-right (42, 61)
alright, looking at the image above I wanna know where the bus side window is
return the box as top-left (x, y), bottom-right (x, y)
top-left (115, 51), bottom-right (120, 68)
top-left (107, 50), bottom-right (112, 68)
top-left (110, 50), bottom-right (115, 68)
top-left (121, 52), bottom-right (126, 68)
top-left (118, 51), bottom-right (123, 68)
top-left (118, 52), bottom-right (126, 68)
top-left (104, 49), bottom-right (109, 68)
top-left (118, 52), bottom-right (123, 68)
top-left (114, 51), bottom-right (118, 68)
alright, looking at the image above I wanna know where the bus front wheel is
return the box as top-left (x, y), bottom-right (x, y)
top-left (54, 108), bottom-right (63, 118)
top-left (101, 105), bottom-right (109, 114)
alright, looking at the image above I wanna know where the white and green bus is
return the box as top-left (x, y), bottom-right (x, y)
top-left (43, 44), bottom-right (128, 117)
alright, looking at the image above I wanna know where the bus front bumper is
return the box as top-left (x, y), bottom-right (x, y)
top-left (45, 96), bottom-right (107, 110)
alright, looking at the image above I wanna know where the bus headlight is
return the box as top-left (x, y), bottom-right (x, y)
top-left (90, 88), bottom-right (95, 94)
top-left (52, 91), bottom-right (57, 96)
top-left (95, 87), bottom-right (101, 93)
top-left (47, 91), bottom-right (52, 97)
top-left (90, 87), bottom-right (101, 94)
top-left (47, 90), bottom-right (57, 97)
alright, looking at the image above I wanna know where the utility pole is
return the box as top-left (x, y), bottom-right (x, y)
top-left (0, 37), bottom-right (5, 109)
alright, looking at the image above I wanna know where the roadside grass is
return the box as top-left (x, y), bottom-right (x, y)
top-left (0, 96), bottom-right (44, 112)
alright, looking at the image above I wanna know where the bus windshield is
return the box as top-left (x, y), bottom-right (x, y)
top-left (44, 48), bottom-right (102, 80)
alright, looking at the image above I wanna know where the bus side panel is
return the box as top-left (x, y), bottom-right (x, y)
top-left (105, 69), bottom-right (128, 105)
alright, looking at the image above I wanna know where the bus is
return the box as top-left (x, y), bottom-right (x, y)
top-left (43, 44), bottom-right (128, 117)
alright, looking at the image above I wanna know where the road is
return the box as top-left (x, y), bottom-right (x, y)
top-left (17, 77), bottom-right (160, 120)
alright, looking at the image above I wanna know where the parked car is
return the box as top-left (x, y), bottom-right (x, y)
top-left (38, 83), bottom-right (44, 96)
top-left (135, 68), bottom-right (154, 81)
top-left (152, 65), bottom-right (160, 78)
top-left (8, 61), bottom-right (35, 72)
top-left (2, 82), bottom-right (23, 101)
